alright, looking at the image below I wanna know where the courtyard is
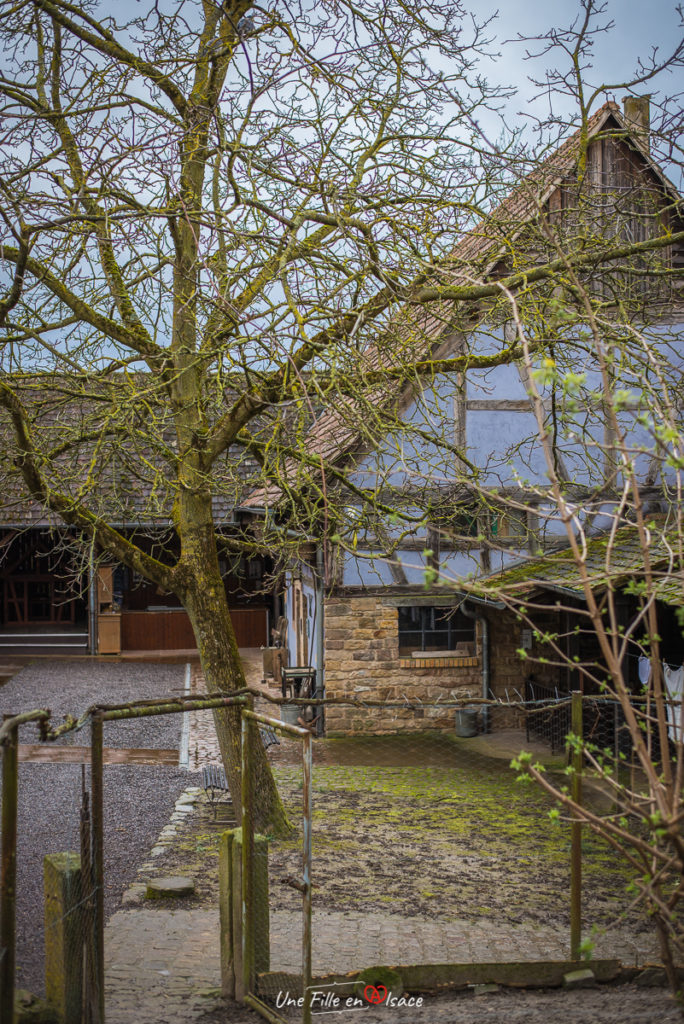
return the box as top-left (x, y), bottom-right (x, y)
top-left (0, 655), bottom-right (675, 1023)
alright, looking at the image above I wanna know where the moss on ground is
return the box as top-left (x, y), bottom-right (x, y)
top-left (267, 743), bottom-right (642, 931)
top-left (139, 732), bottom-right (648, 936)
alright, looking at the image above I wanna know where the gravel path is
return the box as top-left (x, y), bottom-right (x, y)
top-left (0, 660), bottom-right (198, 997)
top-left (0, 660), bottom-right (189, 749)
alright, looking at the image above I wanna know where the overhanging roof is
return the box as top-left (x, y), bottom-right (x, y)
top-left (471, 524), bottom-right (684, 607)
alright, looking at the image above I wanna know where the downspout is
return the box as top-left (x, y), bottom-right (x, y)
top-left (315, 546), bottom-right (325, 737)
top-left (88, 549), bottom-right (97, 656)
top-left (461, 601), bottom-right (490, 734)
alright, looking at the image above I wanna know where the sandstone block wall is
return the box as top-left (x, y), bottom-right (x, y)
top-left (484, 606), bottom-right (565, 729)
top-left (323, 595), bottom-right (481, 735)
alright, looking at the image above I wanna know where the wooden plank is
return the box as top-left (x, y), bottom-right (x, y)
top-left (586, 137), bottom-right (602, 186)
top-left (229, 607), bottom-right (268, 648)
top-left (547, 185), bottom-right (562, 225)
top-left (120, 607), bottom-right (267, 650)
top-left (121, 611), bottom-right (163, 650)
top-left (96, 567), bottom-right (114, 608)
top-left (163, 610), bottom-right (196, 649)
top-left (18, 745), bottom-right (178, 765)
top-left (466, 399), bottom-right (533, 411)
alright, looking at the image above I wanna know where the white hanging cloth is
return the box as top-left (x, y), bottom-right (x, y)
top-left (663, 663), bottom-right (684, 744)
top-left (638, 656), bottom-right (651, 688)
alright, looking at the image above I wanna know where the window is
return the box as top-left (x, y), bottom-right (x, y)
top-left (427, 502), bottom-right (481, 547)
top-left (398, 606), bottom-right (475, 655)
top-left (490, 507), bottom-right (530, 542)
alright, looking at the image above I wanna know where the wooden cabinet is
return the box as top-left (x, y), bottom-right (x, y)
top-left (96, 567), bottom-right (115, 609)
top-left (98, 613), bottom-right (121, 654)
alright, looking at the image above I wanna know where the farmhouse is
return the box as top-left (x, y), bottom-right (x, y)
top-left (241, 96), bottom-right (684, 734)
top-left (1, 97), bottom-right (682, 714)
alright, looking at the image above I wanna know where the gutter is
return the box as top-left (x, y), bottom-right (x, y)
top-left (315, 546), bottom-right (326, 737)
top-left (456, 591), bottom-right (505, 610)
top-left (236, 504), bottom-right (316, 542)
top-left (535, 582), bottom-right (586, 602)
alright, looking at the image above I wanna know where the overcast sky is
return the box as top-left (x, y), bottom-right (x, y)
top-left (483, 1), bottom-right (684, 115)
top-left (110, 1), bottom-right (683, 123)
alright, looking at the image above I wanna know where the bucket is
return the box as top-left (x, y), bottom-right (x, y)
top-left (281, 703), bottom-right (300, 726)
top-left (454, 707), bottom-right (479, 738)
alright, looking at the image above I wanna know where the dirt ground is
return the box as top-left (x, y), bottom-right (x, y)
top-left (269, 761), bottom-right (641, 935)
top-left (155, 732), bottom-right (649, 948)
top-left (122, 725), bottom-right (680, 1024)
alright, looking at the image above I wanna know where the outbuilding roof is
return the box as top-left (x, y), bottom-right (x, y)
top-left (470, 523), bottom-right (684, 607)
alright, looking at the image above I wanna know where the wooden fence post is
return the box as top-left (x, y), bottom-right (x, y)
top-left (44, 853), bottom-right (83, 1023)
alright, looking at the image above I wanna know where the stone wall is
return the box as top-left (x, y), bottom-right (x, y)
top-left (484, 606), bottom-right (566, 729)
top-left (485, 606), bottom-right (565, 696)
top-left (323, 595), bottom-right (481, 735)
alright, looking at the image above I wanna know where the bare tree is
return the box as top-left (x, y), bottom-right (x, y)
top-left (0, 0), bottom-right (683, 834)
top-left (0, 0), bottom-right (519, 828)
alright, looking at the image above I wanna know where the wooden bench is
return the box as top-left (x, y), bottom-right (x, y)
top-left (201, 727), bottom-right (280, 816)
top-left (201, 764), bottom-right (230, 818)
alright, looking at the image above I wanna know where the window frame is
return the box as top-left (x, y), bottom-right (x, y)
top-left (397, 605), bottom-right (475, 655)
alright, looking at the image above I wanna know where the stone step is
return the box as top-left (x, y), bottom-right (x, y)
top-left (0, 633), bottom-right (87, 645)
top-left (145, 877), bottom-right (196, 899)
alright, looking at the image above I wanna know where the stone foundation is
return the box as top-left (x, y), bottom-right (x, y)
top-left (323, 595), bottom-right (481, 735)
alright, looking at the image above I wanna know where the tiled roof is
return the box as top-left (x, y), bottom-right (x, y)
top-left (0, 376), bottom-right (259, 529)
top-left (243, 102), bottom-right (679, 511)
top-left (470, 524), bottom-right (684, 607)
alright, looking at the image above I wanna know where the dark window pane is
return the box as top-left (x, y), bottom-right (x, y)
top-left (398, 606), bottom-right (475, 653)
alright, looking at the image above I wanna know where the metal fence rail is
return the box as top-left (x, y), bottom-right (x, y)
top-left (1, 688), bottom-right (675, 1024)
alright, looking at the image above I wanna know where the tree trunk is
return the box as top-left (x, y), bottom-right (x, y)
top-left (184, 576), bottom-right (293, 837)
top-left (654, 905), bottom-right (683, 1007)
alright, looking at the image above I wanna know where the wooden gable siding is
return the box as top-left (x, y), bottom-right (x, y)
top-left (543, 125), bottom-right (681, 303)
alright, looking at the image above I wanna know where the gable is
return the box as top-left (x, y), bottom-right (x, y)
top-left (243, 102), bottom-right (684, 514)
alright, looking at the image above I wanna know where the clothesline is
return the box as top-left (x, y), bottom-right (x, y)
top-left (628, 649), bottom-right (681, 668)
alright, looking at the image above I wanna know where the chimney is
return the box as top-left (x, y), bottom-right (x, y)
top-left (622, 95), bottom-right (651, 152)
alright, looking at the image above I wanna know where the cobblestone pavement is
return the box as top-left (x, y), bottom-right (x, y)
top-left (105, 908), bottom-right (224, 1024)
top-left (186, 650), bottom-right (279, 767)
top-left (272, 909), bottom-right (658, 973)
top-left (104, 902), bottom-right (660, 1023)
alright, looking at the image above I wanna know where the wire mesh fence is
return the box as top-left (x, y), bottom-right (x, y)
top-left (240, 708), bottom-right (313, 1022)
top-left (0, 687), bottom-right (676, 1024)
top-left (247, 692), bottom-right (667, 1023)
top-left (0, 709), bottom-right (100, 1023)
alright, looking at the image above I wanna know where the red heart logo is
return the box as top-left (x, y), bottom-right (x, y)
top-left (363, 985), bottom-right (388, 1005)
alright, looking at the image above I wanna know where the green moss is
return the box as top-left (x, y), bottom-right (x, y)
top-left (269, 745), bottom-right (636, 926)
